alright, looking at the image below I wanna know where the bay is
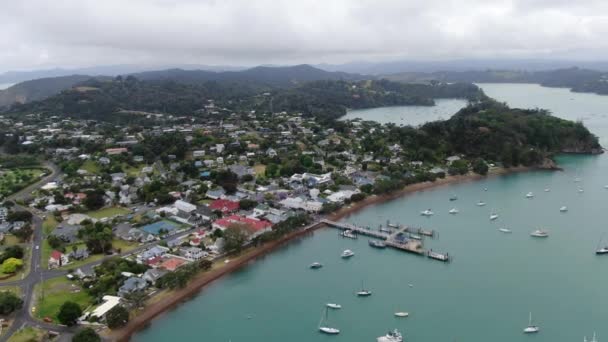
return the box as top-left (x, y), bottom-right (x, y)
top-left (134, 84), bottom-right (608, 341)
top-left (0, 83), bottom-right (13, 90)
top-left (340, 99), bottom-right (467, 126)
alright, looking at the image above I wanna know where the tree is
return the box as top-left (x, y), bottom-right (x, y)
top-left (0, 291), bottom-right (23, 314)
top-left (238, 199), bottom-right (257, 211)
top-left (125, 290), bottom-right (147, 309)
top-left (199, 259), bottom-right (212, 271)
top-left (472, 159), bottom-right (489, 175)
top-left (47, 235), bottom-right (64, 249)
top-left (72, 328), bottom-right (101, 342)
top-left (223, 223), bottom-right (250, 253)
top-left (106, 305), bottom-right (129, 329)
top-left (1, 258), bottom-right (23, 274)
top-left (58, 301), bottom-right (82, 326)
top-left (13, 225), bottom-right (33, 242)
top-left (83, 189), bottom-right (105, 210)
top-left (0, 245), bottom-right (24, 263)
top-left (7, 210), bottom-right (32, 223)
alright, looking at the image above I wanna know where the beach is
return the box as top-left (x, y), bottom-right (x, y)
top-left (110, 165), bottom-right (535, 341)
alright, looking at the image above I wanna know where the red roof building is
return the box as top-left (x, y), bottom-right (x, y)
top-left (209, 199), bottom-right (240, 214)
top-left (212, 215), bottom-right (272, 239)
top-left (160, 257), bottom-right (187, 271)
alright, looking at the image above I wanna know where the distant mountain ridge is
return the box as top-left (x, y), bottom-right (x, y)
top-left (0, 64), bottom-right (366, 108)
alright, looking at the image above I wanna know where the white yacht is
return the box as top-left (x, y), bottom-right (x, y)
top-left (394, 312), bottom-right (409, 317)
top-left (356, 281), bottom-right (372, 297)
top-left (476, 201), bottom-right (486, 206)
top-left (449, 208), bottom-right (459, 214)
top-left (499, 227), bottom-right (512, 233)
top-left (596, 236), bottom-right (608, 255)
top-left (560, 206), bottom-right (568, 212)
top-left (544, 188), bottom-right (551, 192)
top-left (490, 212), bottom-right (499, 221)
top-left (318, 307), bottom-right (340, 335)
top-left (310, 262), bottom-right (323, 269)
top-left (341, 249), bottom-right (355, 258)
top-left (326, 303), bottom-right (341, 309)
top-left (420, 209), bottom-right (434, 216)
top-left (574, 177), bottom-right (582, 183)
top-left (377, 329), bottom-right (403, 342)
top-left (578, 187), bottom-right (585, 193)
top-left (523, 312), bottom-right (540, 333)
top-left (341, 230), bottom-right (358, 239)
top-left (531, 229), bottom-right (549, 238)
top-left (526, 192), bottom-right (534, 198)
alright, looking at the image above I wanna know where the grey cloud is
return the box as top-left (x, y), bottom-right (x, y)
top-left (1, 0), bottom-right (608, 71)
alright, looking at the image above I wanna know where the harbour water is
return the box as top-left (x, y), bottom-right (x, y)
top-left (0, 83), bottom-right (13, 90)
top-left (341, 99), bottom-right (467, 126)
top-left (134, 84), bottom-right (608, 341)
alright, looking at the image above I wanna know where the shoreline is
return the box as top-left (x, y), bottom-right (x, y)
top-left (110, 166), bottom-right (534, 341)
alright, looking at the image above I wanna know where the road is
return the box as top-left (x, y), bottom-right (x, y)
top-left (0, 162), bottom-right (198, 341)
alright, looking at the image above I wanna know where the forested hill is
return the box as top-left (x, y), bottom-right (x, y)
top-left (131, 64), bottom-right (364, 87)
top-left (6, 77), bottom-right (484, 122)
top-left (0, 65), bottom-right (364, 108)
top-left (384, 67), bottom-right (608, 96)
top-left (418, 101), bottom-right (603, 163)
top-left (0, 75), bottom-right (97, 107)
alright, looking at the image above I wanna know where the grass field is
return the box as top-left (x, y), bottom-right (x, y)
top-left (34, 276), bottom-right (93, 322)
top-left (0, 286), bottom-right (21, 296)
top-left (0, 168), bottom-right (45, 197)
top-left (80, 160), bottom-right (100, 174)
top-left (86, 206), bottom-right (130, 219)
top-left (112, 239), bottom-right (140, 253)
top-left (42, 215), bottom-right (59, 235)
top-left (253, 164), bottom-right (266, 175)
top-left (0, 235), bottom-right (20, 246)
top-left (7, 326), bottom-right (46, 342)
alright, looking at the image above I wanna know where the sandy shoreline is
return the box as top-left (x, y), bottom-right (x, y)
top-left (110, 166), bottom-right (535, 341)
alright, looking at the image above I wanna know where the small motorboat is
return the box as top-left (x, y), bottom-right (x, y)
top-left (559, 206), bottom-right (568, 212)
top-left (604, 185), bottom-right (608, 189)
top-left (341, 230), bottom-right (358, 239)
top-left (578, 188), bottom-right (585, 193)
top-left (409, 234), bottom-right (422, 240)
top-left (499, 227), bottom-right (512, 233)
top-left (394, 312), bottom-right (409, 317)
top-left (341, 249), bottom-right (355, 258)
top-left (369, 240), bottom-right (386, 248)
top-left (326, 303), bottom-right (341, 309)
top-left (490, 213), bottom-right (499, 221)
top-left (574, 177), bottom-right (582, 183)
top-left (449, 195), bottom-right (458, 201)
top-left (449, 208), bottom-right (459, 214)
top-left (523, 312), bottom-right (540, 334)
top-left (310, 262), bottom-right (323, 269)
top-left (420, 209), bottom-right (434, 216)
top-left (377, 329), bottom-right (403, 342)
top-left (477, 201), bottom-right (486, 206)
top-left (531, 229), bottom-right (549, 238)
top-left (544, 188), bottom-right (551, 192)
top-left (526, 192), bottom-right (534, 198)
top-left (596, 235), bottom-right (608, 255)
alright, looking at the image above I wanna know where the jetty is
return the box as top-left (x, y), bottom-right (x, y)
top-left (321, 219), bottom-right (449, 261)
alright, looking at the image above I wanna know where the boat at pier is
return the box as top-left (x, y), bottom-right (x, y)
top-left (369, 240), bottom-right (387, 248)
top-left (427, 250), bottom-right (450, 262)
top-left (341, 230), bottom-right (358, 239)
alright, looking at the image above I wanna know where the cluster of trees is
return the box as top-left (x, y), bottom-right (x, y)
top-left (84, 258), bottom-right (149, 299)
top-left (256, 215), bottom-right (311, 242)
top-left (156, 259), bottom-right (212, 290)
top-left (58, 301), bottom-right (82, 326)
top-left (72, 327), bottom-right (101, 342)
top-left (0, 291), bottom-right (23, 314)
top-left (77, 221), bottom-right (113, 254)
top-left (0, 246), bottom-right (24, 273)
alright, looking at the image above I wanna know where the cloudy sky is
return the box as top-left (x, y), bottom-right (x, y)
top-left (1, 0), bottom-right (608, 71)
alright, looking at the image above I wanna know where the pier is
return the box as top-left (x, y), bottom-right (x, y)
top-left (320, 219), bottom-right (450, 261)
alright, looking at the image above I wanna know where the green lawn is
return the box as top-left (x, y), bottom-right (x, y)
top-left (0, 168), bottom-right (45, 197)
top-left (81, 160), bottom-right (100, 174)
top-left (112, 239), bottom-right (140, 253)
top-left (42, 215), bottom-right (59, 235)
top-left (34, 276), bottom-right (93, 323)
top-left (0, 286), bottom-right (21, 296)
top-left (7, 326), bottom-right (46, 342)
top-left (0, 234), bottom-right (20, 246)
top-left (86, 206), bottom-right (130, 219)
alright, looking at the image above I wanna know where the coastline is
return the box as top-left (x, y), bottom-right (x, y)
top-left (110, 165), bottom-right (534, 341)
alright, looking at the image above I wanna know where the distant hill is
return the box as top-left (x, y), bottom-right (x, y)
top-left (384, 67), bottom-right (608, 96)
top-left (132, 64), bottom-right (365, 87)
top-left (0, 75), bottom-right (96, 107)
top-left (0, 64), bottom-right (365, 108)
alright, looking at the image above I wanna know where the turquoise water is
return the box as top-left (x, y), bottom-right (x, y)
top-left (341, 99), bottom-right (467, 126)
top-left (134, 84), bottom-right (608, 341)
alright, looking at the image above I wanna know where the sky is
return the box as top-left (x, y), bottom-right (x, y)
top-left (2, 0), bottom-right (608, 72)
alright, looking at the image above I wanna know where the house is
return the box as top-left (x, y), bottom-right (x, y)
top-left (133, 155), bottom-right (144, 162)
top-left (180, 247), bottom-right (206, 260)
top-left (446, 155), bottom-right (461, 165)
top-left (209, 199), bottom-right (240, 214)
top-left (49, 250), bottom-right (69, 269)
top-left (159, 257), bottom-right (187, 271)
top-left (50, 224), bottom-right (81, 243)
top-left (106, 147), bottom-right (128, 155)
top-left (266, 148), bottom-right (277, 157)
top-left (138, 246), bottom-right (169, 262)
top-left (279, 196), bottom-right (323, 213)
top-left (69, 248), bottom-right (89, 261)
top-left (229, 164), bottom-right (254, 178)
top-left (216, 144), bottom-right (225, 154)
top-left (212, 215), bottom-right (272, 240)
top-left (142, 268), bottom-right (168, 284)
top-left (86, 296), bottom-right (122, 321)
top-left (195, 205), bottom-right (216, 222)
top-left (430, 167), bottom-right (446, 174)
top-left (118, 277), bottom-right (147, 297)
